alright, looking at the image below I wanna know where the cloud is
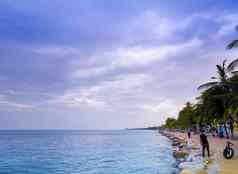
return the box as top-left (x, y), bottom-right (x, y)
top-left (1, 1), bottom-right (238, 129)
top-left (123, 10), bottom-right (190, 43)
top-left (46, 74), bottom-right (150, 110)
top-left (216, 12), bottom-right (238, 37)
top-left (142, 99), bottom-right (183, 122)
top-left (46, 91), bottom-right (107, 110)
top-left (69, 38), bottom-right (203, 81)
top-left (0, 95), bottom-right (34, 112)
top-left (110, 39), bottom-right (203, 67)
top-left (71, 66), bottom-right (110, 79)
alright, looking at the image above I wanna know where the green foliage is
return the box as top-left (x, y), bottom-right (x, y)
top-left (163, 102), bottom-right (197, 129)
top-left (164, 117), bottom-right (177, 128)
top-left (197, 59), bottom-right (238, 124)
top-left (176, 102), bottom-right (196, 129)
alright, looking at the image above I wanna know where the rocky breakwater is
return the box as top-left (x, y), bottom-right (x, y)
top-left (160, 130), bottom-right (219, 174)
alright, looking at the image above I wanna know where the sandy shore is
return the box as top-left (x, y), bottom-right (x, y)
top-left (161, 130), bottom-right (238, 174)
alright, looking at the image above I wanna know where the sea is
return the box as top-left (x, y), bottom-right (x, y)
top-left (0, 130), bottom-right (178, 174)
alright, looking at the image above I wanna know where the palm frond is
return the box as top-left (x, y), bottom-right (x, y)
top-left (198, 81), bottom-right (219, 91)
top-left (216, 65), bottom-right (226, 80)
top-left (227, 58), bottom-right (238, 72)
top-left (216, 64), bottom-right (224, 73)
top-left (227, 39), bottom-right (238, 49)
top-left (222, 59), bottom-right (227, 69)
top-left (231, 70), bottom-right (238, 75)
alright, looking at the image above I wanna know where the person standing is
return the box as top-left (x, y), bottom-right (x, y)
top-left (187, 129), bottom-right (191, 139)
top-left (186, 129), bottom-right (192, 150)
top-left (200, 130), bottom-right (210, 157)
top-left (227, 115), bottom-right (234, 139)
top-left (218, 120), bottom-right (224, 138)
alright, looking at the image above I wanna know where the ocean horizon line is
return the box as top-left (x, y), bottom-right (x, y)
top-left (0, 128), bottom-right (129, 131)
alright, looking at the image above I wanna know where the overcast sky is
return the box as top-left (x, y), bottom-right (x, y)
top-left (0, 0), bottom-right (238, 129)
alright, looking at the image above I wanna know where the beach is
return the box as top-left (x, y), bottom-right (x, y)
top-left (161, 130), bottom-right (238, 174)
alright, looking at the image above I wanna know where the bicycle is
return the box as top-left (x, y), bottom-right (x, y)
top-left (223, 141), bottom-right (234, 159)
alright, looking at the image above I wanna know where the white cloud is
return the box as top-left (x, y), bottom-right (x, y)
top-left (142, 99), bottom-right (182, 116)
top-left (0, 101), bottom-right (34, 111)
top-left (44, 72), bottom-right (187, 127)
top-left (125, 10), bottom-right (189, 42)
top-left (69, 38), bottom-right (203, 80)
top-left (0, 93), bottom-right (34, 112)
top-left (111, 38), bottom-right (203, 67)
top-left (46, 73), bottom-right (152, 111)
top-left (46, 86), bottom-right (107, 110)
top-left (71, 66), bottom-right (110, 78)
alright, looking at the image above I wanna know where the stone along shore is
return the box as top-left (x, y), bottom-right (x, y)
top-left (160, 129), bottom-right (238, 174)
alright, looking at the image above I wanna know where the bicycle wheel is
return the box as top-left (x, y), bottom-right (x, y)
top-left (223, 147), bottom-right (234, 159)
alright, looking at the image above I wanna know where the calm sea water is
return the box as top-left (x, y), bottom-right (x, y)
top-left (0, 130), bottom-right (178, 174)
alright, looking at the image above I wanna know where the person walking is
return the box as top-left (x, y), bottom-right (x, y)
top-left (200, 129), bottom-right (210, 157)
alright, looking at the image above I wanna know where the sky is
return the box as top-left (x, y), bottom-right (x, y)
top-left (1, 0), bottom-right (238, 129)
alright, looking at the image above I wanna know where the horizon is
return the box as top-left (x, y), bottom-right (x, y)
top-left (1, 0), bottom-right (238, 129)
top-left (0, 125), bottom-right (158, 131)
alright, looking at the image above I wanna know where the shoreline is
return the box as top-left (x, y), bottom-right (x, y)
top-left (160, 129), bottom-right (221, 174)
top-left (160, 131), bottom-right (184, 174)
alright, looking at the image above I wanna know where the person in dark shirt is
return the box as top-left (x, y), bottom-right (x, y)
top-left (187, 129), bottom-right (191, 139)
top-left (200, 130), bottom-right (210, 157)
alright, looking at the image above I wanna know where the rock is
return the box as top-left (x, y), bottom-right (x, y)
top-left (180, 169), bottom-right (193, 174)
top-left (173, 151), bottom-right (189, 158)
top-left (172, 141), bottom-right (180, 146)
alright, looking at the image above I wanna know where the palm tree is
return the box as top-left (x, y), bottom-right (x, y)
top-left (227, 25), bottom-right (238, 49)
top-left (198, 59), bottom-right (238, 91)
top-left (198, 59), bottom-right (238, 138)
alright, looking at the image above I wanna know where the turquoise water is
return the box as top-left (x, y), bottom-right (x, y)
top-left (0, 130), bottom-right (178, 174)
